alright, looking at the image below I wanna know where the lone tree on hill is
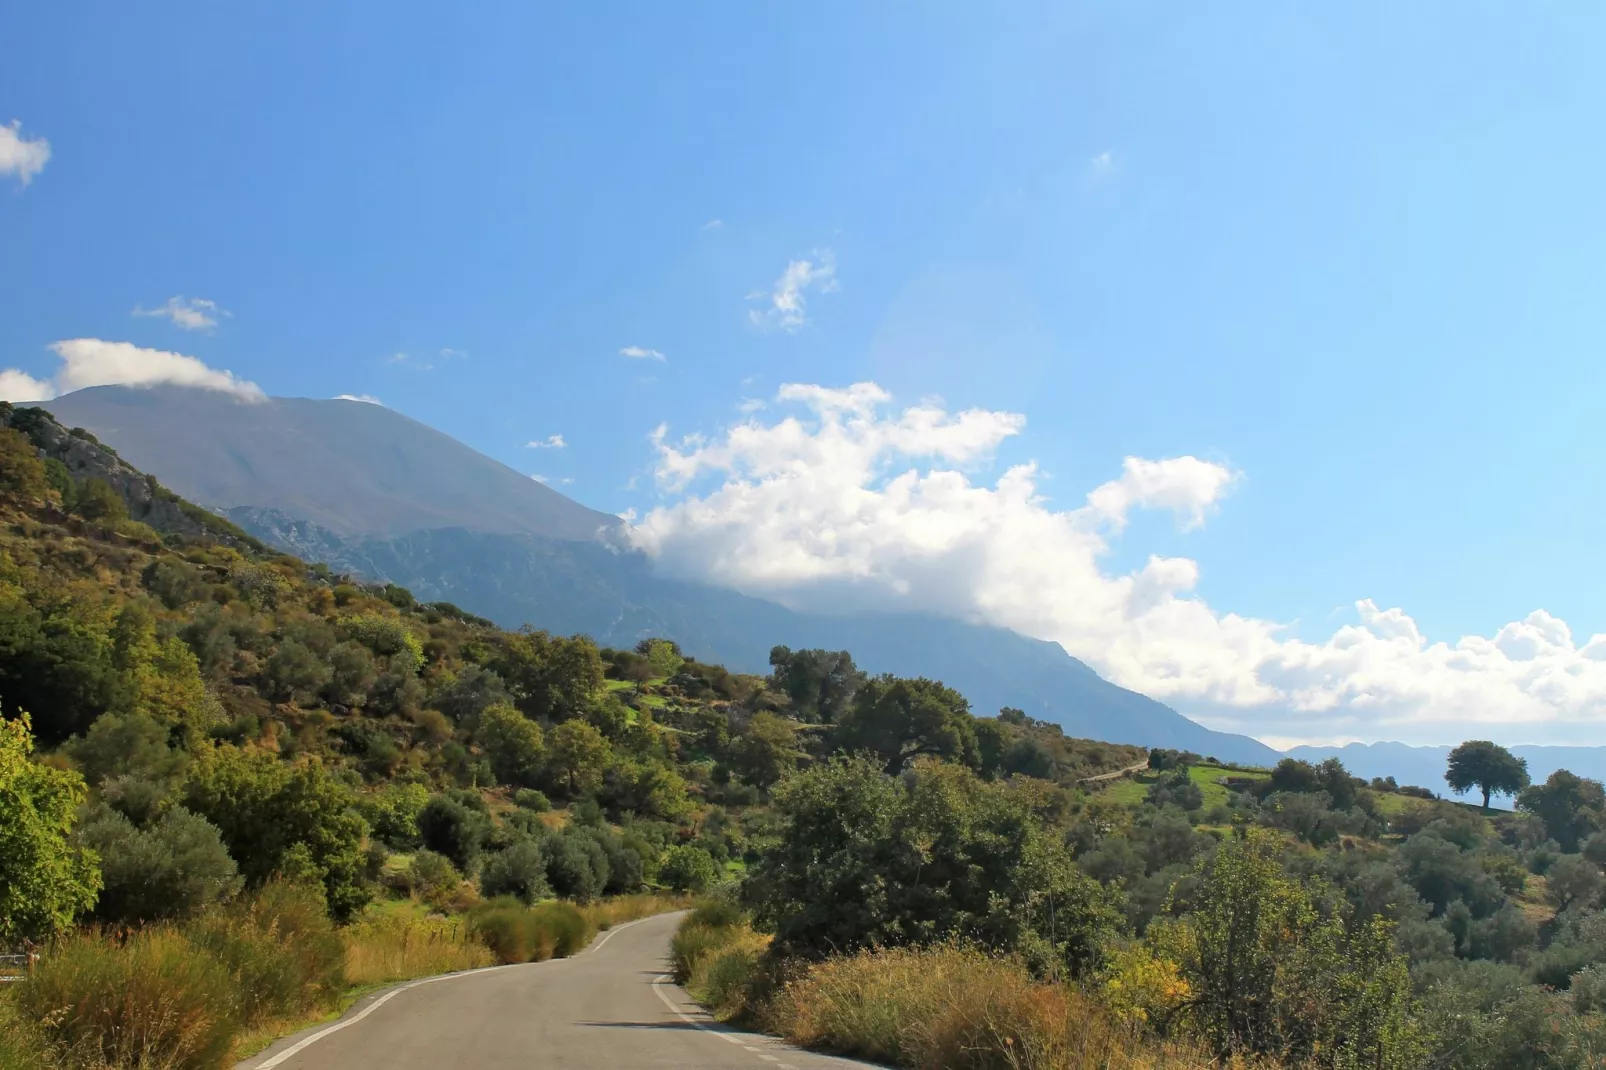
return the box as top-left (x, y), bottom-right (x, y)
top-left (1445, 740), bottom-right (1529, 812)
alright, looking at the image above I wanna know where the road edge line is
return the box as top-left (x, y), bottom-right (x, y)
top-left (651, 973), bottom-right (746, 1046)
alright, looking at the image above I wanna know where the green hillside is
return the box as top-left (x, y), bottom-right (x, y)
top-left (6, 400), bottom-right (1606, 1070)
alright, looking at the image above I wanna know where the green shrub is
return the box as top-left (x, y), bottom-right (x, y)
top-left (513, 788), bottom-right (551, 812)
top-left (468, 899), bottom-right (534, 965)
top-left (17, 927), bottom-right (237, 1070)
top-left (528, 902), bottom-right (591, 958)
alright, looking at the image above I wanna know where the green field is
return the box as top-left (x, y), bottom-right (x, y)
top-left (1099, 762), bottom-right (1270, 810)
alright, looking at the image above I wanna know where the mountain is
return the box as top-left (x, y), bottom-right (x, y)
top-left (43, 385), bottom-right (617, 541)
top-left (39, 385), bottom-right (1279, 765)
top-left (1285, 741), bottom-right (1606, 809)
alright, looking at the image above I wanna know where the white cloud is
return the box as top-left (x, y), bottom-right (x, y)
top-left (0, 339), bottom-right (263, 403)
top-left (530, 473), bottom-right (573, 486)
top-left (748, 250), bottom-right (838, 332)
top-left (627, 382), bottom-right (1606, 746)
top-left (704, 219), bottom-right (724, 230)
top-left (333, 394), bottom-right (383, 405)
top-left (133, 296), bottom-right (229, 331)
top-left (0, 370), bottom-right (54, 402)
top-left (526, 434), bottom-right (566, 449)
top-left (620, 346), bottom-right (667, 362)
top-left (439, 348), bottom-right (468, 360)
top-left (0, 120), bottom-right (50, 185)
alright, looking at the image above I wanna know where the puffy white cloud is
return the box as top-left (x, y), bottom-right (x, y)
top-left (620, 346), bottom-right (666, 362)
top-left (749, 250), bottom-right (838, 331)
top-left (526, 434), bottom-right (566, 449)
top-left (0, 369), bottom-right (54, 402)
top-left (0, 120), bottom-right (50, 185)
top-left (628, 382), bottom-right (1606, 745)
top-left (133, 296), bottom-right (229, 331)
top-left (0, 339), bottom-right (263, 403)
top-left (333, 393), bottom-right (383, 405)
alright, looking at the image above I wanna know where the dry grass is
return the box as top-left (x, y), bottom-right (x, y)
top-left (343, 911), bottom-right (492, 987)
top-left (770, 944), bottom-right (1225, 1070)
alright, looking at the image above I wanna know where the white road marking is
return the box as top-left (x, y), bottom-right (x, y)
top-left (651, 974), bottom-right (745, 1045)
top-left (252, 915), bottom-right (657, 1068)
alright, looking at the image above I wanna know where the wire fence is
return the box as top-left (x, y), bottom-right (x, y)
top-left (0, 953), bottom-right (36, 982)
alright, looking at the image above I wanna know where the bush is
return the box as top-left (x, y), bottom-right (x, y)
top-left (16, 927), bottom-right (238, 1070)
top-left (407, 849), bottom-right (462, 906)
top-left (417, 796), bottom-right (490, 873)
top-left (513, 788), bottom-right (551, 812)
top-left (467, 899), bottom-right (595, 965)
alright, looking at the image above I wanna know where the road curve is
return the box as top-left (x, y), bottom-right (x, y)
top-left (236, 911), bottom-right (875, 1070)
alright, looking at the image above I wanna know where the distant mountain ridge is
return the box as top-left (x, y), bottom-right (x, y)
top-left (44, 385), bottom-right (617, 541)
top-left (41, 384), bottom-right (1279, 765)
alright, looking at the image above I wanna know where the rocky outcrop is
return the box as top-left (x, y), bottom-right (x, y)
top-left (0, 402), bottom-right (258, 549)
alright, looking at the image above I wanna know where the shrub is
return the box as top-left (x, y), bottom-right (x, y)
top-left (771, 943), bottom-right (1184, 1070)
top-left (513, 788), bottom-right (551, 812)
top-left (17, 927), bottom-right (237, 1070)
top-left (468, 899), bottom-right (534, 965)
top-left (407, 849), bottom-right (462, 906)
top-left (417, 796), bottom-right (489, 873)
top-left (528, 902), bottom-right (590, 958)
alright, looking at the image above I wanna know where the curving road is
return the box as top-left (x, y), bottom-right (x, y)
top-left (236, 911), bottom-right (873, 1070)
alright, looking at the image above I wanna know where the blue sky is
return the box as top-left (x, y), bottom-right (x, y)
top-left (5, 3), bottom-right (1606, 744)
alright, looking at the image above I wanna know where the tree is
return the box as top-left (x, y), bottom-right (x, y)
top-left (479, 840), bottom-right (550, 904)
top-left (1518, 770), bottom-right (1606, 853)
top-left (1446, 740), bottom-right (1530, 812)
top-left (543, 720), bottom-right (612, 799)
top-left (767, 646), bottom-right (864, 723)
top-left (182, 745), bottom-right (372, 920)
top-left (416, 796), bottom-right (490, 873)
top-left (728, 711), bottom-right (803, 789)
top-left (832, 675), bottom-right (978, 774)
top-left (0, 714), bottom-right (101, 942)
top-left (0, 427), bottom-right (49, 500)
top-left (660, 844), bottom-right (718, 893)
top-left (74, 477), bottom-right (127, 525)
top-left (1154, 829), bottom-right (1424, 1067)
top-left (752, 755), bottom-right (1118, 975)
top-left (1546, 854), bottom-right (1604, 914)
top-left (637, 638), bottom-right (684, 680)
top-left (490, 629), bottom-right (604, 722)
top-left (77, 805), bottom-right (241, 923)
top-left (476, 702), bottom-right (545, 788)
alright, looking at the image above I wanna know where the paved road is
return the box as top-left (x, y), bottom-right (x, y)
top-left (237, 911), bottom-right (874, 1070)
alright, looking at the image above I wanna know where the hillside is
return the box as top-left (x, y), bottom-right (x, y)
top-left (9, 400), bottom-right (1606, 1068)
top-left (39, 384), bottom-right (1275, 765)
top-left (1287, 741), bottom-right (1606, 808)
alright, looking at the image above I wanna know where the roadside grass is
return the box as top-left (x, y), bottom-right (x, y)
top-left (668, 907), bottom-right (1225, 1070)
top-left (2, 887), bottom-right (687, 1069)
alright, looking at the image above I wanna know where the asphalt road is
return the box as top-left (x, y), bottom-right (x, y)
top-left (236, 911), bottom-right (874, 1070)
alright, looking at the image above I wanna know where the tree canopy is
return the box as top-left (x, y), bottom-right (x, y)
top-left (1446, 740), bottom-right (1530, 811)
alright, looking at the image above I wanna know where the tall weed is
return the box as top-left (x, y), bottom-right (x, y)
top-left (15, 927), bottom-right (237, 1070)
top-left (343, 912), bottom-right (491, 987)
